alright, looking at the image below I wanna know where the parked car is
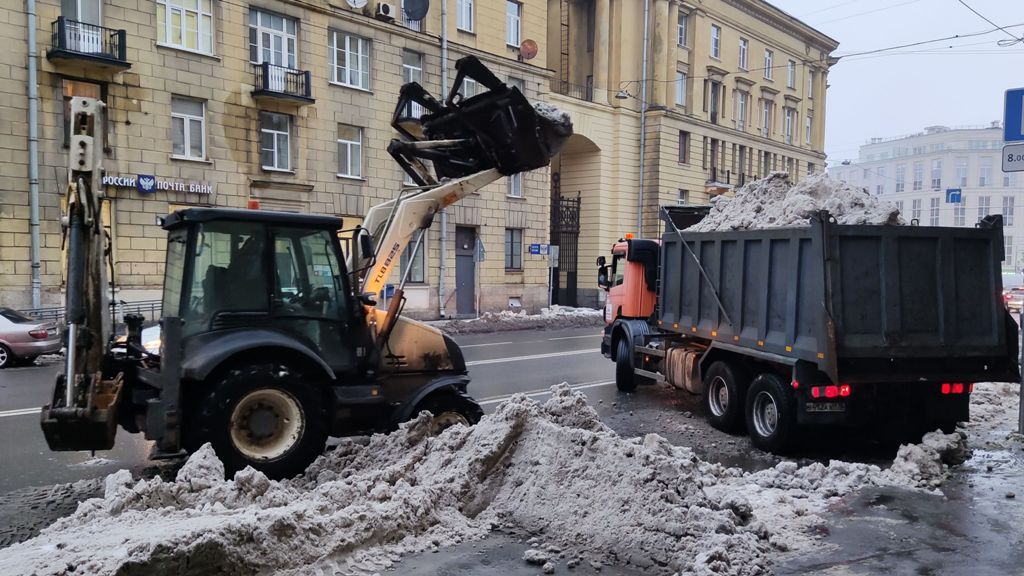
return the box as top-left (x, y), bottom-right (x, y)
top-left (0, 308), bottom-right (62, 368)
top-left (1004, 287), bottom-right (1024, 314)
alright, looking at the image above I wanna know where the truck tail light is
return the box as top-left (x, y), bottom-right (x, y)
top-left (810, 384), bottom-right (851, 399)
top-left (940, 382), bottom-right (969, 395)
top-left (28, 329), bottom-right (48, 339)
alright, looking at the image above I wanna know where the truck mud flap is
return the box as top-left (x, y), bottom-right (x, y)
top-left (40, 373), bottom-right (124, 451)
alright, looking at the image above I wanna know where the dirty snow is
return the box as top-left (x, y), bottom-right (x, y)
top-left (2, 381), bottom-right (1008, 576)
top-left (533, 102), bottom-right (572, 128)
top-left (436, 305), bottom-right (604, 334)
top-left (688, 172), bottom-right (903, 232)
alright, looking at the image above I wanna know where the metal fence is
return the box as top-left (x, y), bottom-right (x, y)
top-left (21, 299), bottom-right (162, 326)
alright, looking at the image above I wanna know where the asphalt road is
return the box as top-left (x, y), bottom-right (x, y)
top-left (0, 326), bottom-right (612, 494)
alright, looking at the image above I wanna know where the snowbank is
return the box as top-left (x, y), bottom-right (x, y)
top-left (0, 385), bottom-right (974, 576)
top-left (688, 172), bottom-right (902, 232)
top-left (437, 305), bottom-right (604, 334)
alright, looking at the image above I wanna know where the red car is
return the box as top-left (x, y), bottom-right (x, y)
top-left (0, 308), bottom-right (62, 368)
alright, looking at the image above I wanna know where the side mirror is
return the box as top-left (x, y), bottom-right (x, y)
top-left (597, 256), bottom-right (606, 267)
top-left (359, 232), bottom-right (374, 260)
top-left (598, 265), bottom-right (611, 290)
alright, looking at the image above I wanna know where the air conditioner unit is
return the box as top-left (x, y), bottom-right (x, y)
top-left (375, 2), bottom-right (396, 20)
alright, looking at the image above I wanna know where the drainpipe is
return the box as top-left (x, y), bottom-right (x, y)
top-left (27, 0), bottom-right (41, 309)
top-left (438, 0), bottom-right (449, 318)
top-left (637, 0), bottom-right (650, 237)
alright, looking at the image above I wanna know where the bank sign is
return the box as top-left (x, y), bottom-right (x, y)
top-left (102, 174), bottom-right (213, 195)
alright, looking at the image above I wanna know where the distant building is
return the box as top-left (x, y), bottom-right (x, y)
top-left (829, 123), bottom-right (1023, 272)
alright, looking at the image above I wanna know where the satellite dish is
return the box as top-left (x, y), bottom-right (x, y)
top-left (404, 0), bottom-right (429, 21)
top-left (520, 39), bottom-right (538, 60)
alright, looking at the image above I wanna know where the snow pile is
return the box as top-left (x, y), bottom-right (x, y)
top-left (438, 306), bottom-right (604, 334)
top-left (964, 381), bottom-right (1023, 450)
top-left (0, 384), bottom-right (976, 576)
top-left (540, 304), bottom-right (603, 318)
top-left (688, 172), bottom-right (902, 232)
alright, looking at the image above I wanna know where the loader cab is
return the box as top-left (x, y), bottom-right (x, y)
top-left (598, 237), bottom-right (659, 323)
top-left (160, 208), bottom-right (369, 375)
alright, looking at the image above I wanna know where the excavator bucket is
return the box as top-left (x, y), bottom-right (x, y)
top-left (390, 55), bottom-right (573, 185)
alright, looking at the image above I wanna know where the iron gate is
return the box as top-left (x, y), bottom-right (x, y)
top-left (550, 173), bottom-right (580, 306)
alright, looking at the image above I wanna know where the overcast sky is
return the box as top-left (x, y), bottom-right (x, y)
top-left (767, 0), bottom-right (1024, 164)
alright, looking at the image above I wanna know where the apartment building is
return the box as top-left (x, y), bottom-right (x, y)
top-left (830, 123), bottom-right (1023, 272)
top-left (544, 0), bottom-right (838, 307)
top-left (0, 0), bottom-right (552, 317)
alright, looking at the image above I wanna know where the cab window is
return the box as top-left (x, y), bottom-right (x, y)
top-left (612, 254), bottom-right (625, 287)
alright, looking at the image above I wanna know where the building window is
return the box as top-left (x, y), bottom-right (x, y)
top-left (707, 80), bottom-right (721, 124)
top-left (337, 124), bottom-right (362, 178)
top-left (875, 166), bottom-right (885, 195)
top-left (913, 161), bottom-right (923, 191)
top-left (260, 112), bottom-right (291, 171)
top-left (978, 195), bottom-right (990, 220)
top-left (400, 242), bottom-right (425, 283)
top-left (895, 165), bottom-right (905, 192)
top-left (504, 228), bottom-right (523, 270)
top-left (787, 60), bottom-right (796, 88)
top-left (508, 172), bottom-right (522, 197)
top-left (808, 71), bottom-right (814, 99)
top-left (506, 1), bottom-right (521, 46)
top-left (457, 0), bottom-right (473, 32)
top-left (930, 197), bottom-right (940, 226)
top-left (735, 91), bottom-right (747, 131)
top-left (738, 38), bottom-right (748, 69)
top-left (400, 0), bottom-right (423, 31)
top-left (249, 10), bottom-right (297, 72)
top-left (156, 0), bottom-right (214, 54)
top-left (62, 79), bottom-right (103, 146)
top-left (675, 71), bottom-right (686, 106)
top-left (804, 116), bottom-right (812, 145)
top-left (931, 159), bottom-right (942, 189)
top-left (710, 24), bottom-right (721, 59)
top-left (784, 108), bottom-right (796, 145)
top-left (1003, 196), bottom-right (1014, 226)
top-left (331, 31), bottom-right (370, 90)
top-left (956, 158), bottom-right (968, 187)
top-left (912, 199), bottom-right (921, 221)
top-left (678, 131), bottom-right (689, 164)
top-left (1006, 236), bottom-right (1013, 263)
top-left (895, 200), bottom-right (903, 214)
top-left (677, 12), bottom-right (687, 46)
top-left (763, 49), bottom-right (773, 80)
top-left (760, 100), bottom-right (772, 137)
top-left (979, 157), bottom-right (992, 187)
top-left (954, 198), bottom-right (965, 226)
top-left (677, 189), bottom-right (689, 205)
top-left (401, 50), bottom-right (424, 117)
top-left (1006, 172), bottom-right (1015, 187)
top-left (171, 97), bottom-right (204, 160)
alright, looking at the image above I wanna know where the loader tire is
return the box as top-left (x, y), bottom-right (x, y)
top-left (416, 393), bottom-right (484, 435)
top-left (704, 361), bottom-right (748, 434)
top-left (193, 363), bottom-right (327, 480)
top-left (615, 338), bottom-right (637, 392)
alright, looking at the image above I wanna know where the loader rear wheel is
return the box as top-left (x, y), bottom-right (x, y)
top-left (194, 363), bottom-right (327, 480)
top-left (703, 361), bottom-right (748, 433)
top-left (615, 338), bottom-right (637, 392)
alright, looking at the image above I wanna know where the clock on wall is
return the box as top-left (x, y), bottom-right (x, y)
top-left (346, 0), bottom-right (368, 8)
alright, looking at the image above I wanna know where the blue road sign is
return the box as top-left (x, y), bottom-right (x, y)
top-left (1005, 88), bottom-right (1024, 142)
top-left (529, 243), bottom-right (541, 255)
top-left (945, 188), bottom-right (962, 203)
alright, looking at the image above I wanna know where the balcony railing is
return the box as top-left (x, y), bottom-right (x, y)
top-left (48, 17), bottom-right (129, 68)
top-left (253, 62), bottom-right (313, 103)
top-left (707, 167), bottom-right (734, 185)
top-left (553, 81), bottom-right (594, 103)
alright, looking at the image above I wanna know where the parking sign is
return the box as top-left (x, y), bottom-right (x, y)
top-left (1004, 88), bottom-right (1024, 142)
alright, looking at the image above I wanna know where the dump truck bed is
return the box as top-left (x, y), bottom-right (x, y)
top-left (657, 214), bottom-right (1019, 384)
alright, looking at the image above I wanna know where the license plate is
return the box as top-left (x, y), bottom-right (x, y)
top-left (806, 402), bottom-right (846, 413)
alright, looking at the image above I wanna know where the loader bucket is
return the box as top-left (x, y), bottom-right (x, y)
top-left (40, 373), bottom-right (123, 451)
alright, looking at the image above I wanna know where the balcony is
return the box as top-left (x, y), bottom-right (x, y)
top-left (553, 81), bottom-right (593, 103)
top-left (706, 167), bottom-right (733, 196)
top-left (47, 17), bottom-right (129, 69)
top-left (252, 62), bottom-right (314, 105)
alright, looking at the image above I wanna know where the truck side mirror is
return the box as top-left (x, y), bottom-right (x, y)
top-left (597, 256), bottom-right (606, 267)
top-left (598, 265), bottom-right (611, 290)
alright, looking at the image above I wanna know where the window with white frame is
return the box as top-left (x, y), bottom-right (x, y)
top-left (895, 165), bottom-right (905, 192)
top-left (506, 1), bottom-right (521, 46)
top-left (760, 99), bottom-right (772, 137)
top-left (805, 115), bottom-right (812, 145)
top-left (912, 199), bottom-right (922, 221)
top-left (337, 124), bottom-right (362, 178)
top-left (504, 228), bottom-right (522, 270)
top-left (508, 172), bottom-right (522, 197)
top-left (400, 0), bottom-right (423, 31)
top-left (677, 12), bottom-right (687, 46)
top-left (738, 38), bottom-right (748, 69)
top-left (930, 197), bottom-right (940, 226)
top-left (674, 71), bottom-right (686, 107)
top-left (807, 71), bottom-right (814, 99)
top-left (171, 97), bottom-right (205, 160)
top-left (735, 91), bottom-right (747, 131)
top-left (875, 166), bottom-right (885, 195)
top-left (156, 0), bottom-right (214, 53)
top-left (956, 157), bottom-right (968, 186)
top-left (400, 240), bottom-right (425, 283)
top-left (249, 10), bottom-right (297, 69)
top-left (401, 50), bottom-right (424, 118)
top-left (784, 107), bottom-right (795, 145)
top-left (978, 195), bottom-right (991, 219)
top-left (260, 112), bottom-right (290, 171)
top-left (331, 31), bottom-right (370, 90)
top-left (1006, 235), bottom-right (1013, 263)
top-left (710, 25), bottom-right (721, 59)
top-left (913, 161), bottom-right (923, 191)
top-left (457, 0), bottom-right (473, 32)
top-left (979, 157), bottom-right (992, 187)
top-left (1003, 196), bottom-right (1014, 226)
top-left (931, 159), bottom-right (942, 189)
top-left (508, 77), bottom-right (525, 92)
top-left (786, 60), bottom-right (796, 88)
top-left (1006, 172), bottom-right (1015, 187)
top-left (763, 49), bottom-right (773, 79)
top-left (677, 189), bottom-right (689, 205)
top-left (954, 198), bottom-right (966, 226)
top-left (460, 77), bottom-right (479, 99)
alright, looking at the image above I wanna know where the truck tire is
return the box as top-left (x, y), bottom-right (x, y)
top-left (193, 363), bottom-right (327, 480)
top-left (615, 338), bottom-right (637, 392)
top-left (745, 373), bottom-right (796, 454)
top-left (704, 361), bottom-right (748, 433)
top-left (416, 393), bottom-right (484, 435)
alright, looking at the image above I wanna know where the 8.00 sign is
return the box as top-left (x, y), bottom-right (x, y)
top-left (1003, 143), bottom-right (1024, 173)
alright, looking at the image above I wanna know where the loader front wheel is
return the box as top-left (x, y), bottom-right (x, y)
top-left (418, 393), bottom-right (483, 435)
top-left (195, 363), bottom-right (327, 480)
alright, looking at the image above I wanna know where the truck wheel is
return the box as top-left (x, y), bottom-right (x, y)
top-left (194, 363), bottom-right (327, 480)
top-left (745, 373), bottom-right (796, 454)
top-left (615, 338), bottom-right (637, 392)
top-left (0, 344), bottom-right (11, 369)
top-left (703, 361), bottom-right (748, 433)
top-left (418, 393), bottom-right (483, 435)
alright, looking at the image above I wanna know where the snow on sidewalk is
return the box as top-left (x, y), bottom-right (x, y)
top-left (436, 305), bottom-right (605, 335)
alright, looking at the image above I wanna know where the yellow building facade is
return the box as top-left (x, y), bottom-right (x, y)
top-left (544, 0), bottom-right (838, 307)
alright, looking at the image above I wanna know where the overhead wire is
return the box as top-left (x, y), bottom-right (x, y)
top-left (955, 0), bottom-right (1024, 46)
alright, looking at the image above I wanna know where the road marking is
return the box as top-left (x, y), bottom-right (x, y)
top-left (478, 380), bottom-right (615, 406)
top-left (0, 407), bottom-right (41, 419)
top-left (547, 334), bottom-right (602, 341)
top-left (466, 348), bottom-right (597, 366)
top-left (459, 341), bottom-right (514, 348)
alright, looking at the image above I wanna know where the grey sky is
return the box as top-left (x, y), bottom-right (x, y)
top-left (767, 0), bottom-right (1024, 163)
